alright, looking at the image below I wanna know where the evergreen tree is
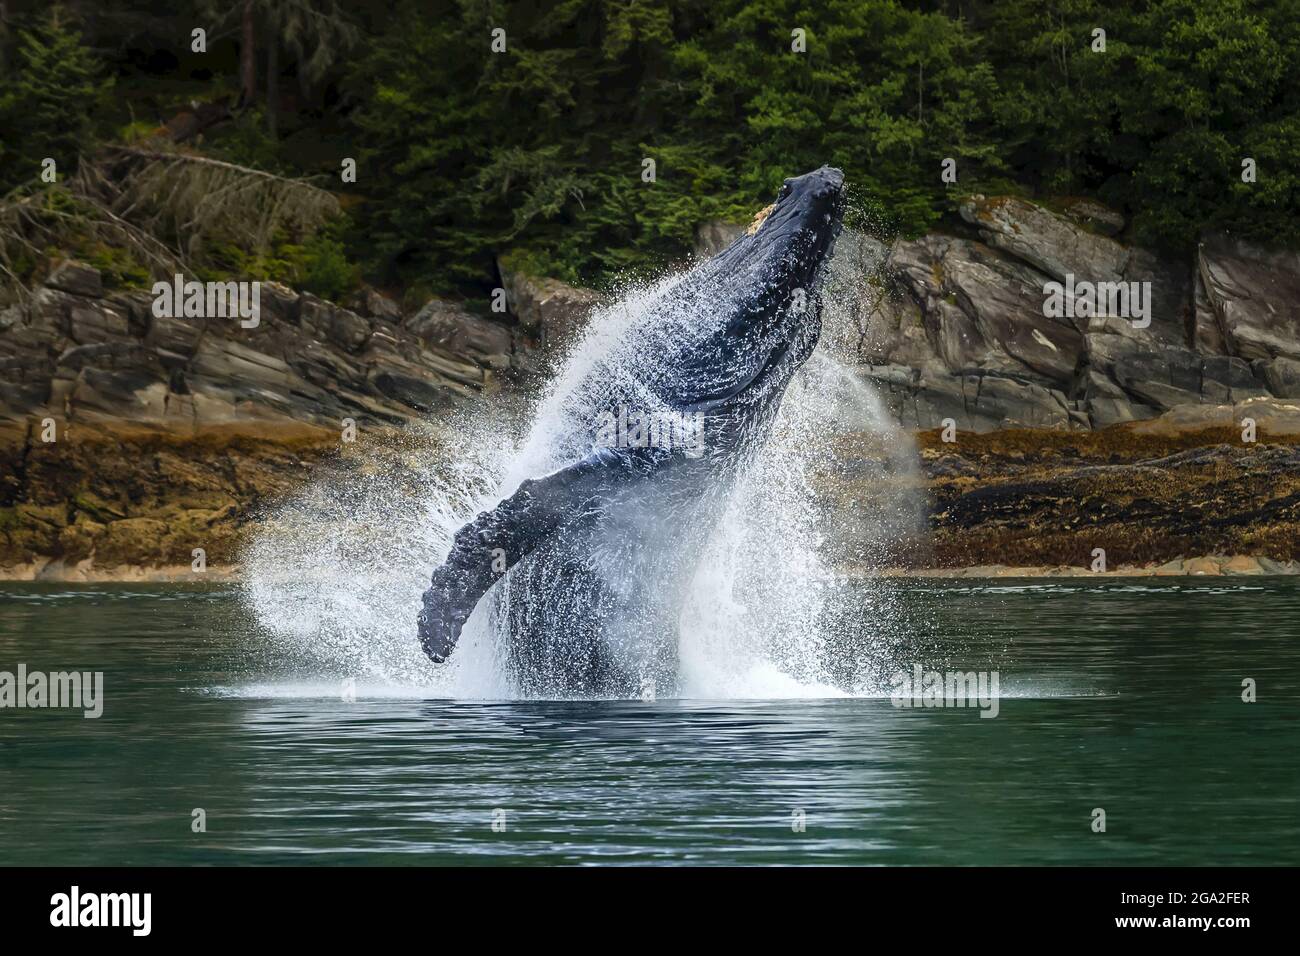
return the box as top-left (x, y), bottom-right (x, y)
top-left (0, 5), bottom-right (110, 193)
top-left (199, 0), bottom-right (359, 136)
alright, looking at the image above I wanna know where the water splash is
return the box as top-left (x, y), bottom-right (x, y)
top-left (241, 229), bottom-right (924, 699)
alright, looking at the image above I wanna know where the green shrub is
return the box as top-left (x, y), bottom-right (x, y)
top-left (297, 232), bottom-right (359, 301)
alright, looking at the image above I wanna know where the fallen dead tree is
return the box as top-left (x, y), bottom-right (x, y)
top-left (0, 144), bottom-right (341, 302)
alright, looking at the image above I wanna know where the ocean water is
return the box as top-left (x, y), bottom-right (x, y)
top-left (1, 578), bottom-right (1297, 865)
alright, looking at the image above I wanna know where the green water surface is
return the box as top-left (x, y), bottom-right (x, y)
top-left (0, 579), bottom-right (1297, 865)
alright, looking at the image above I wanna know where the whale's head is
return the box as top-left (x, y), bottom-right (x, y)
top-left (657, 166), bottom-right (844, 415)
top-left (747, 164), bottom-right (846, 295)
top-left (702, 165), bottom-right (845, 343)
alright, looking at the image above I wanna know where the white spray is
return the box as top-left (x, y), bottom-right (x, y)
top-left (240, 228), bottom-right (923, 699)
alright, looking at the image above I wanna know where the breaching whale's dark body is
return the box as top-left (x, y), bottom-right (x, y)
top-left (418, 166), bottom-right (845, 697)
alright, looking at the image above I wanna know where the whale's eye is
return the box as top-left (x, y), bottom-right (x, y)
top-left (778, 181), bottom-right (793, 201)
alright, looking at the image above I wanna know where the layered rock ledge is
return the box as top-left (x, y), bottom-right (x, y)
top-left (0, 261), bottom-right (529, 432)
top-left (832, 198), bottom-right (1300, 432)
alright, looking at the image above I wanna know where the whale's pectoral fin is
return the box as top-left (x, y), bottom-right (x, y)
top-left (417, 446), bottom-right (667, 663)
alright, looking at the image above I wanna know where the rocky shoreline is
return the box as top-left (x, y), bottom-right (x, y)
top-left (3, 407), bottom-right (1297, 582)
top-left (5, 191), bottom-right (1300, 581)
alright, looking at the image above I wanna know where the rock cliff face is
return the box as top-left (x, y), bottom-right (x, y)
top-left (0, 261), bottom-right (522, 434)
top-left (826, 196), bottom-right (1300, 432)
top-left (497, 256), bottom-right (605, 367)
top-left (0, 261), bottom-right (590, 579)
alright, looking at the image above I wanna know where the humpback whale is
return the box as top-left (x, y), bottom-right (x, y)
top-left (417, 166), bottom-right (846, 696)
